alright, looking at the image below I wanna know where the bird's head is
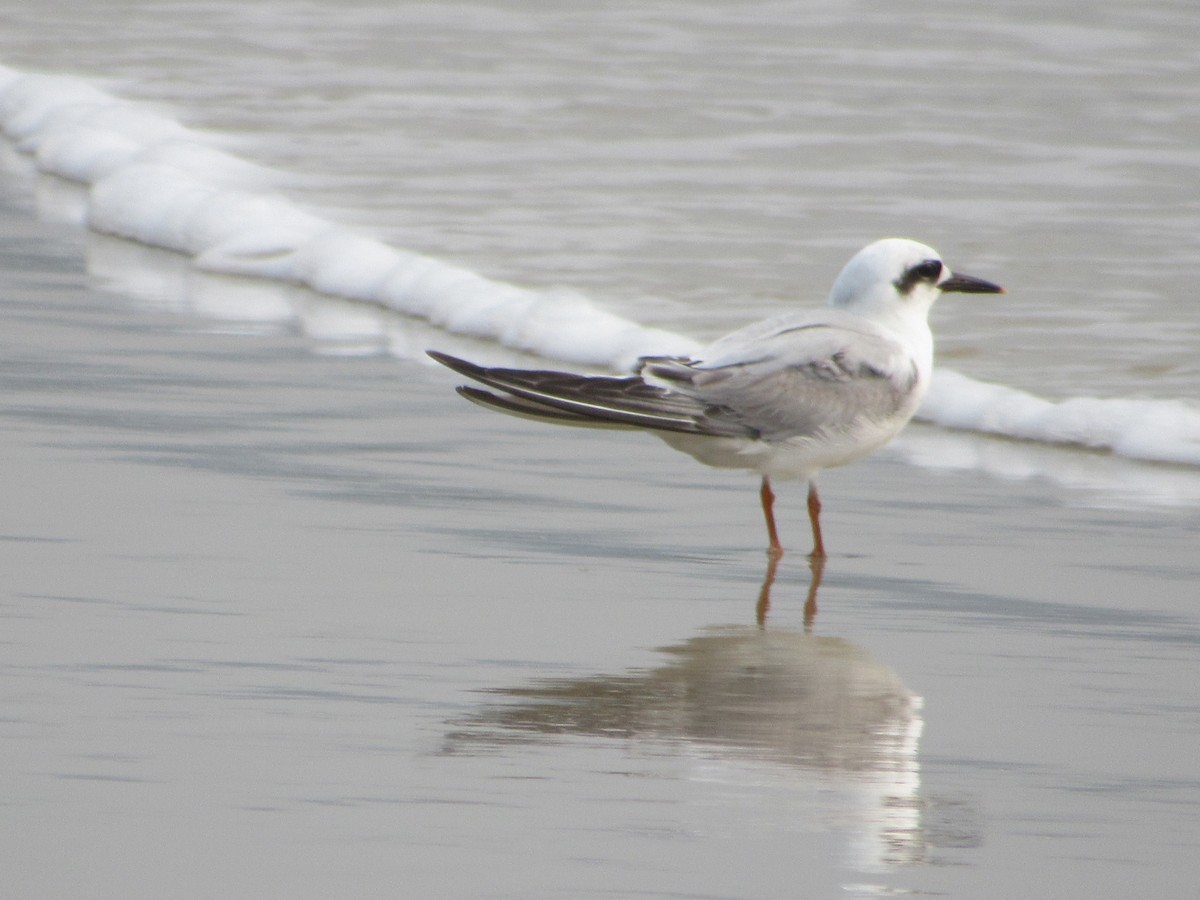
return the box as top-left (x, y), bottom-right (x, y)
top-left (829, 238), bottom-right (1004, 322)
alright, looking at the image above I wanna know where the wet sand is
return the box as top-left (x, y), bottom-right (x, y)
top-left (3, 187), bottom-right (1199, 898)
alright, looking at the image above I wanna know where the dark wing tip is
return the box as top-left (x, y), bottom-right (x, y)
top-left (428, 350), bottom-right (756, 438)
top-left (455, 385), bottom-right (628, 427)
top-left (426, 349), bottom-right (478, 376)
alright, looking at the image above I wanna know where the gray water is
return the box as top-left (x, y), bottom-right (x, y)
top-left (4, 0), bottom-right (1200, 396)
top-left (2, 2), bottom-right (1200, 897)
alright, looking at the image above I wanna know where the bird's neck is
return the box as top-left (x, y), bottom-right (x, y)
top-left (885, 310), bottom-right (936, 377)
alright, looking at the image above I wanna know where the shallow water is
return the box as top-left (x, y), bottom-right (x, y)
top-left (2, 2), bottom-right (1200, 897)
top-left (2, 183), bottom-right (1199, 898)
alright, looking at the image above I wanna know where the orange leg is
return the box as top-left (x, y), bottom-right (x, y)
top-left (759, 476), bottom-right (783, 559)
top-left (807, 481), bottom-right (826, 559)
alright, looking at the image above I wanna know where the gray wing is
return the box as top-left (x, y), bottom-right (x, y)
top-left (428, 313), bottom-right (918, 442)
top-left (426, 351), bottom-right (758, 438)
top-left (641, 319), bottom-right (920, 440)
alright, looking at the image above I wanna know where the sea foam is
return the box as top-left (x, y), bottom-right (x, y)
top-left (1, 64), bottom-right (1197, 468)
top-left (0, 66), bottom-right (693, 370)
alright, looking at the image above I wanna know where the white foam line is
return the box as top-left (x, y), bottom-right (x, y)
top-left (919, 370), bottom-right (1200, 467)
top-left (2, 63), bottom-right (1197, 469)
top-left (0, 65), bottom-right (696, 371)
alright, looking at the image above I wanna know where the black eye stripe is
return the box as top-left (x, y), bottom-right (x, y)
top-left (894, 259), bottom-right (944, 293)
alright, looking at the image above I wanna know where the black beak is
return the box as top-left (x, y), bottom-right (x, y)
top-left (939, 272), bottom-right (1005, 294)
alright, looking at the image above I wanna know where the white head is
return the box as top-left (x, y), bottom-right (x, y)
top-left (828, 238), bottom-right (1003, 323)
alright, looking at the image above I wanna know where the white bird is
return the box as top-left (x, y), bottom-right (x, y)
top-left (428, 238), bottom-right (1003, 559)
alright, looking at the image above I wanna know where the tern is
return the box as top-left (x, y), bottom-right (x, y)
top-left (428, 238), bottom-right (1003, 559)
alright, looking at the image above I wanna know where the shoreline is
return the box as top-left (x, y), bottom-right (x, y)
top-left (2, 132), bottom-right (1199, 900)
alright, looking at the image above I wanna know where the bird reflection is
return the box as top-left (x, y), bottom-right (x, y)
top-left (446, 576), bottom-right (926, 868)
top-left (756, 551), bottom-right (823, 628)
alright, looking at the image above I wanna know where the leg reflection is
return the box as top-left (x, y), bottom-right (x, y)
top-left (756, 551), bottom-right (825, 629)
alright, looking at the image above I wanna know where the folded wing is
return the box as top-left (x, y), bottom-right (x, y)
top-left (428, 314), bottom-right (918, 443)
top-left (647, 315), bottom-right (921, 440)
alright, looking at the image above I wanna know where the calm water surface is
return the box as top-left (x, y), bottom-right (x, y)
top-left (2, 177), bottom-right (1199, 899)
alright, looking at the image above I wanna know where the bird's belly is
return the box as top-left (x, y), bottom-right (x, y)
top-left (655, 417), bottom-right (906, 481)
